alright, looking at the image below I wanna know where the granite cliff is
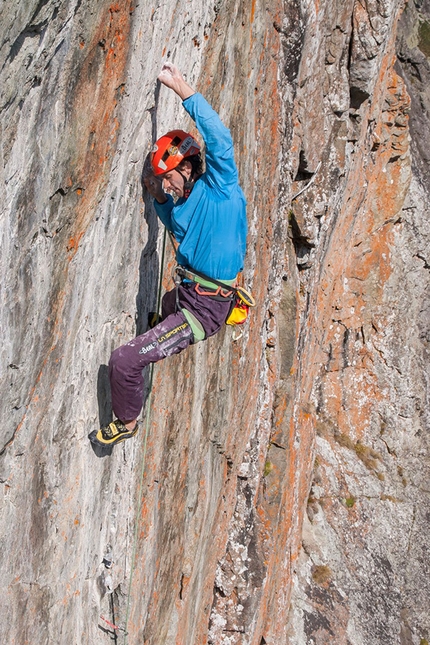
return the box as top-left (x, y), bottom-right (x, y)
top-left (1, 0), bottom-right (429, 644)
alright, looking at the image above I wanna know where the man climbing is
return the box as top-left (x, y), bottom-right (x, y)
top-left (90, 62), bottom-right (247, 447)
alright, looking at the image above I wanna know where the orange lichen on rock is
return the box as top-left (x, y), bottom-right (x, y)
top-left (72, 3), bottom-right (132, 206)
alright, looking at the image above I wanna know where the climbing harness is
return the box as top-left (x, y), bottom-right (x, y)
top-left (175, 265), bottom-right (236, 299)
top-left (174, 265), bottom-right (256, 327)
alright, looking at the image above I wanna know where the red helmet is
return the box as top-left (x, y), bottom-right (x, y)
top-left (151, 130), bottom-right (201, 175)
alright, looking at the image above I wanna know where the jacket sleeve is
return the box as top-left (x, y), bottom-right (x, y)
top-left (182, 93), bottom-right (238, 197)
top-left (153, 194), bottom-right (175, 230)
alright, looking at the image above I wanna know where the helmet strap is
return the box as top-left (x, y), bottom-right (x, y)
top-left (176, 168), bottom-right (194, 199)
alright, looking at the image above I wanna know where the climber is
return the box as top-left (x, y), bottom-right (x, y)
top-left (89, 62), bottom-right (247, 447)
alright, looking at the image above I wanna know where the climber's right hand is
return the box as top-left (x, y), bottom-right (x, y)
top-left (144, 173), bottom-right (168, 204)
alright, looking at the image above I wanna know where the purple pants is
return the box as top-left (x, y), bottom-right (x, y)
top-left (109, 282), bottom-right (231, 421)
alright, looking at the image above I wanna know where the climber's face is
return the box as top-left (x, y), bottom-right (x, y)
top-left (161, 161), bottom-right (192, 198)
top-left (162, 168), bottom-right (185, 197)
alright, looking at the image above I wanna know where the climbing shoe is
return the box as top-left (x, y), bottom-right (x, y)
top-left (88, 419), bottom-right (139, 447)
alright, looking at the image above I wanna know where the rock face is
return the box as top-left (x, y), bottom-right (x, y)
top-left (0, 1), bottom-right (429, 644)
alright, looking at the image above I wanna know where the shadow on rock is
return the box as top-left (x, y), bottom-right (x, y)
top-left (136, 152), bottom-right (160, 336)
top-left (89, 364), bottom-right (113, 458)
top-left (136, 80), bottom-right (162, 336)
top-left (91, 82), bottom-right (162, 458)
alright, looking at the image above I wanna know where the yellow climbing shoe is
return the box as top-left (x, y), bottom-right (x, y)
top-left (89, 420), bottom-right (139, 447)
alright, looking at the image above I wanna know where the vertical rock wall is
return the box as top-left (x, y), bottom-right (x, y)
top-left (0, 1), bottom-right (428, 644)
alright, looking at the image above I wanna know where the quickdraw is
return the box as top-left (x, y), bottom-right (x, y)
top-left (100, 615), bottom-right (128, 634)
top-left (174, 265), bottom-right (256, 326)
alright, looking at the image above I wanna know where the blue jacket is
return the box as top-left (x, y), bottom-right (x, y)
top-left (153, 93), bottom-right (247, 281)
